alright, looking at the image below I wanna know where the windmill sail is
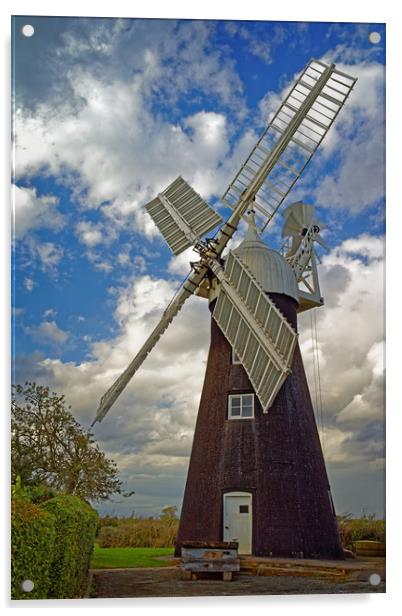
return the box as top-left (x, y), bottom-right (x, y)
top-left (221, 59), bottom-right (356, 232)
top-left (211, 251), bottom-right (298, 411)
top-left (93, 57), bottom-right (356, 425)
top-left (91, 264), bottom-right (208, 425)
top-left (145, 176), bottom-right (222, 255)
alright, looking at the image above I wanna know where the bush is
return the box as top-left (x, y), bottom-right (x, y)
top-left (337, 514), bottom-right (385, 550)
top-left (41, 495), bottom-right (98, 598)
top-left (11, 498), bottom-right (56, 600)
top-left (98, 516), bottom-right (179, 548)
top-left (19, 484), bottom-right (59, 505)
top-left (97, 514), bottom-right (119, 530)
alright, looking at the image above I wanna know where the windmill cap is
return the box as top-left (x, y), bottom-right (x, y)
top-left (234, 232), bottom-right (299, 305)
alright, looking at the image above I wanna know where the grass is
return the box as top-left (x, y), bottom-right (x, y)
top-left (91, 544), bottom-right (175, 569)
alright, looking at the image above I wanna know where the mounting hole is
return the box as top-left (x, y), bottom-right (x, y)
top-left (369, 573), bottom-right (381, 586)
top-left (369, 32), bottom-right (381, 44)
top-left (21, 24), bottom-right (35, 37)
top-left (21, 579), bottom-right (34, 592)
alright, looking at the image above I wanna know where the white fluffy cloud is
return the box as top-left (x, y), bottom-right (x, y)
top-left (36, 242), bottom-right (64, 272)
top-left (14, 232), bottom-right (385, 514)
top-left (258, 59), bottom-right (385, 215)
top-left (75, 221), bottom-right (104, 247)
top-left (15, 269), bottom-right (210, 514)
top-left (13, 184), bottom-right (63, 240)
top-left (313, 61), bottom-right (385, 212)
top-left (25, 320), bottom-right (70, 346)
top-left (299, 233), bottom-right (384, 468)
top-left (13, 19), bottom-right (248, 253)
top-left (14, 72), bottom-right (233, 240)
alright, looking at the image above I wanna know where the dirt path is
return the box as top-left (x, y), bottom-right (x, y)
top-left (90, 561), bottom-right (385, 598)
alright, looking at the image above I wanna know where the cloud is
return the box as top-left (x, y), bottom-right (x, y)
top-left (25, 320), bottom-right (70, 346)
top-left (14, 73), bottom-right (233, 243)
top-left (323, 24), bottom-right (385, 65)
top-left (12, 307), bottom-right (25, 317)
top-left (35, 242), bottom-right (64, 272)
top-left (14, 18), bottom-right (245, 114)
top-left (16, 237), bottom-right (65, 279)
top-left (23, 277), bottom-right (35, 292)
top-left (12, 184), bottom-right (63, 240)
top-left (168, 247), bottom-right (200, 277)
top-left (12, 19), bottom-right (256, 265)
top-left (14, 268), bottom-right (210, 512)
top-left (257, 59), bottom-right (385, 216)
top-left (75, 221), bottom-right (104, 247)
top-left (223, 21), bottom-right (289, 65)
top-left (15, 25), bottom-right (383, 269)
top-left (14, 231), bottom-right (384, 514)
top-left (43, 308), bottom-right (57, 318)
top-left (299, 233), bottom-right (384, 468)
top-left (313, 61), bottom-right (385, 212)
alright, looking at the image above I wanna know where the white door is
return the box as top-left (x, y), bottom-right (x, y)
top-left (223, 492), bottom-right (252, 554)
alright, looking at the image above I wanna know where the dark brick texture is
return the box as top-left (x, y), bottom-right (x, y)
top-left (175, 294), bottom-right (344, 559)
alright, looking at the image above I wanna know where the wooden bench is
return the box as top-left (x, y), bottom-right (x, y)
top-left (180, 541), bottom-right (240, 581)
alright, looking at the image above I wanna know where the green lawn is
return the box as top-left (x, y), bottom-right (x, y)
top-left (91, 544), bottom-right (175, 569)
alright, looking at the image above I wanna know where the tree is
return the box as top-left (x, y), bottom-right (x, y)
top-left (11, 382), bottom-right (125, 501)
top-left (160, 505), bottom-right (178, 523)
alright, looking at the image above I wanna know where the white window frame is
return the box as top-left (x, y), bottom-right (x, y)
top-left (231, 347), bottom-right (241, 365)
top-left (228, 393), bottom-right (255, 420)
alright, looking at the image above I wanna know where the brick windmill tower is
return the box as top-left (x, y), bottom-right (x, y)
top-left (92, 60), bottom-right (357, 558)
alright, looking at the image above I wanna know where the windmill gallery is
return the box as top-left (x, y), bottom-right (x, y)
top-left (92, 59), bottom-right (357, 559)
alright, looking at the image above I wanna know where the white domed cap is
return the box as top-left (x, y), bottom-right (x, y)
top-left (233, 212), bottom-right (299, 304)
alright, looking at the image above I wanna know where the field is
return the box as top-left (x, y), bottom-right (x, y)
top-left (97, 510), bottom-right (179, 548)
top-left (93, 512), bottom-right (385, 570)
top-left (91, 544), bottom-right (175, 569)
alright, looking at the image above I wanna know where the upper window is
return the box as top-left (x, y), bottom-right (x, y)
top-left (228, 393), bottom-right (254, 419)
top-left (231, 347), bottom-right (241, 365)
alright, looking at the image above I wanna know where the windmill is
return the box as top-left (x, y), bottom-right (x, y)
top-left (92, 59), bottom-right (356, 558)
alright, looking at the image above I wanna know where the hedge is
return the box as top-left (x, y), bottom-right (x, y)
top-left (11, 498), bottom-right (56, 600)
top-left (41, 495), bottom-right (98, 598)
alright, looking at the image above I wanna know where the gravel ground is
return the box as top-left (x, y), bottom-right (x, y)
top-left (90, 564), bottom-right (385, 598)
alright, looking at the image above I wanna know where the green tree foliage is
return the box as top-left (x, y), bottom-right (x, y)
top-left (12, 382), bottom-right (123, 501)
top-left (160, 505), bottom-right (178, 520)
top-left (11, 498), bottom-right (56, 600)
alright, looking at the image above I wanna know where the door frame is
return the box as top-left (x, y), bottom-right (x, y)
top-left (222, 491), bottom-right (253, 554)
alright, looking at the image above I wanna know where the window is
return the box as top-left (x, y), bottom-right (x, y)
top-left (228, 393), bottom-right (254, 419)
top-left (231, 347), bottom-right (241, 365)
top-left (239, 505), bottom-right (249, 514)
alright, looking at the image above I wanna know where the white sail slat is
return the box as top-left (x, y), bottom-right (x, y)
top-left (212, 251), bottom-right (298, 411)
top-left (146, 176), bottom-right (222, 255)
top-left (221, 59), bottom-right (357, 231)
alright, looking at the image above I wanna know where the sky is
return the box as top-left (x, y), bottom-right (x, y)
top-left (11, 15), bottom-right (386, 518)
